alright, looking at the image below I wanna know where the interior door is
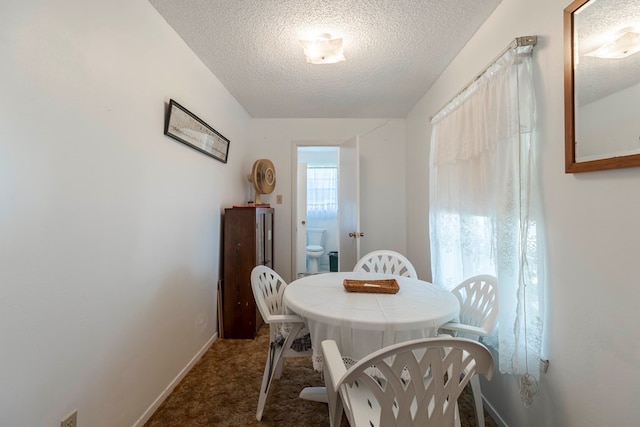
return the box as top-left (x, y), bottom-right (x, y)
top-left (295, 163), bottom-right (307, 276)
top-left (338, 135), bottom-right (360, 271)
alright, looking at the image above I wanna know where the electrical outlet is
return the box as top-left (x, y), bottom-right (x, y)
top-left (61, 410), bottom-right (77, 427)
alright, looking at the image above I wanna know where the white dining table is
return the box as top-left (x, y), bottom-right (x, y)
top-left (283, 271), bottom-right (460, 372)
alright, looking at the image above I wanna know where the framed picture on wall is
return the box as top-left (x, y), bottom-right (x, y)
top-left (164, 99), bottom-right (230, 163)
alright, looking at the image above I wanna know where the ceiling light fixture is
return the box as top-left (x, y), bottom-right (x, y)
top-left (298, 33), bottom-right (345, 64)
top-left (585, 31), bottom-right (640, 59)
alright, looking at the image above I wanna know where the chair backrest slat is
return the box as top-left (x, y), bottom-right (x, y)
top-left (323, 337), bottom-right (494, 427)
top-left (354, 250), bottom-right (418, 279)
top-left (451, 274), bottom-right (498, 335)
top-left (251, 265), bottom-right (288, 321)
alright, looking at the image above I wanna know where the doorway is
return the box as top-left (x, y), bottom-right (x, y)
top-left (295, 146), bottom-right (339, 277)
top-left (292, 136), bottom-right (361, 280)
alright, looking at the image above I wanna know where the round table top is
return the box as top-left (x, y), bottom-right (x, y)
top-left (284, 272), bottom-right (459, 331)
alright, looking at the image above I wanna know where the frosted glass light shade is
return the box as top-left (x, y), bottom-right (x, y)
top-left (585, 31), bottom-right (640, 59)
top-left (299, 33), bottom-right (345, 64)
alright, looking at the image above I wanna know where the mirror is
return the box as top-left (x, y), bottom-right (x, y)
top-left (564, 0), bottom-right (640, 172)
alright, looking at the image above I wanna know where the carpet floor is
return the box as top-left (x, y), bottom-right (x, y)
top-left (144, 326), bottom-right (498, 426)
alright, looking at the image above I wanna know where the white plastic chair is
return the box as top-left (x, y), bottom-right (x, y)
top-left (353, 250), bottom-right (418, 278)
top-left (439, 274), bottom-right (498, 427)
top-left (250, 265), bottom-right (313, 421)
top-left (321, 337), bottom-right (495, 427)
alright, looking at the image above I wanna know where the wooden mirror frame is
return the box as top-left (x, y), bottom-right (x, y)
top-left (564, 0), bottom-right (640, 173)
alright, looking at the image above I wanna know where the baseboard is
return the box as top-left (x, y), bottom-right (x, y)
top-left (132, 333), bottom-right (218, 427)
top-left (483, 395), bottom-right (508, 427)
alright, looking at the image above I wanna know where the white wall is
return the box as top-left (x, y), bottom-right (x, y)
top-left (407, 0), bottom-right (640, 425)
top-left (0, 1), bottom-right (250, 426)
top-left (577, 81), bottom-right (640, 160)
top-left (249, 119), bottom-right (407, 282)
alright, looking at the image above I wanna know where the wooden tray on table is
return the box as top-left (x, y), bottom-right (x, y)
top-left (343, 278), bottom-right (400, 294)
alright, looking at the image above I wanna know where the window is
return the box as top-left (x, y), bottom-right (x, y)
top-left (429, 42), bottom-right (545, 405)
top-left (307, 166), bottom-right (337, 218)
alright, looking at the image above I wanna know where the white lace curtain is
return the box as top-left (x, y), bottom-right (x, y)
top-left (429, 42), bottom-right (545, 404)
top-left (307, 166), bottom-right (338, 219)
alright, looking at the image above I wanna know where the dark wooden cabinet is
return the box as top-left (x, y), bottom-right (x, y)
top-left (222, 207), bottom-right (274, 339)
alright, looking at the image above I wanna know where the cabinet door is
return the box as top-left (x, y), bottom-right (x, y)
top-left (256, 213), bottom-right (265, 266)
top-left (223, 208), bottom-right (258, 339)
top-left (255, 210), bottom-right (274, 268)
top-left (222, 207), bottom-right (274, 339)
top-left (263, 211), bottom-right (273, 268)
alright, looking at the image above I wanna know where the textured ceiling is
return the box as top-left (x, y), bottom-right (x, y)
top-left (574, 0), bottom-right (640, 106)
top-left (149, 0), bottom-right (502, 118)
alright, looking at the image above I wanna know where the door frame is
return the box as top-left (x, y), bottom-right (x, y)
top-left (337, 135), bottom-right (361, 272)
top-left (290, 140), bottom-right (342, 280)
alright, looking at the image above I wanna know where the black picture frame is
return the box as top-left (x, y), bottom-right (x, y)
top-left (164, 99), bottom-right (230, 163)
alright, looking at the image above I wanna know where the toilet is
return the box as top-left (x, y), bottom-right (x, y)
top-left (306, 228), bottom-right (325, 273)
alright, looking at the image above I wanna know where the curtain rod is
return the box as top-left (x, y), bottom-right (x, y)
top-left (430, 35), bottom-right (537, 123)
